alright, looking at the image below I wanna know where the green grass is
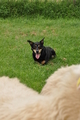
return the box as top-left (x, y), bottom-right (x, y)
top-left (0, 17), bottom-right (80, 92)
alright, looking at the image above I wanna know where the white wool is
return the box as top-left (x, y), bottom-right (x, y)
top-left (0, 64), bottom-right (80, 120)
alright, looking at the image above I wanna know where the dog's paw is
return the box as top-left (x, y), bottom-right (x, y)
top-left (52, 55), bottom-right (55, 58)
top-left (41, 60), bottom-right (46, 65)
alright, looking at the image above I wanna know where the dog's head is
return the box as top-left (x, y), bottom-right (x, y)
top-left (27, 38), bottom-right (44, 59)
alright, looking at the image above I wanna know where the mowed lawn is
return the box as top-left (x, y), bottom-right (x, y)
top-left (0, 17), bottom-right (80, 92)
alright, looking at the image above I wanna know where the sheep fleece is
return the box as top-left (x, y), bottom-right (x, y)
top-left (0, 64), bottom-right (80, 120)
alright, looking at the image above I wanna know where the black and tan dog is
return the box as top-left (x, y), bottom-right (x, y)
top-left (27, 38), bottom-right (56, 65)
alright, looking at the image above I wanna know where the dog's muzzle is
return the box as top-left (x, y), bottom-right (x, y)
top-left (33, 48), bottom-right (42, 59)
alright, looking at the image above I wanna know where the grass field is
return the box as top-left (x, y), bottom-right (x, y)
top-left (0, 17), bottom-right (80, 92)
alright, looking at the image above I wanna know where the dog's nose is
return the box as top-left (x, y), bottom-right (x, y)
top-left (36, 50), bottom-right (39, 54)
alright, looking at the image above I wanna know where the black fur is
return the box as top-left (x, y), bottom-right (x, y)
top-left (27, 38), bottom-right (56, 65)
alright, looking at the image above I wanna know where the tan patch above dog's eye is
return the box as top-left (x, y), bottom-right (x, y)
top-left (38, 45), bottom-right (40, 48)
top-left (35, 45), bottom-right (37, 47)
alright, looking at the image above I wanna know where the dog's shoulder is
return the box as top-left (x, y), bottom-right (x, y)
top-left (45, 46), bottom-right (53, 51)
top-left (40, 46), bottom-right (46, 57)
top-left (45, 46), bottom-right (55, 55)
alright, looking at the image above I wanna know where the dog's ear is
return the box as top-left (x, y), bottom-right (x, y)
top-left (27, 40), bottom-right (34, 47)
top-left (40, 38), bottom-right (45, 45)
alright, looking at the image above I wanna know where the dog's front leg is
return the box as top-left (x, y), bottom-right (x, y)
top-left (41, 60), bottom-right (46, 65)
